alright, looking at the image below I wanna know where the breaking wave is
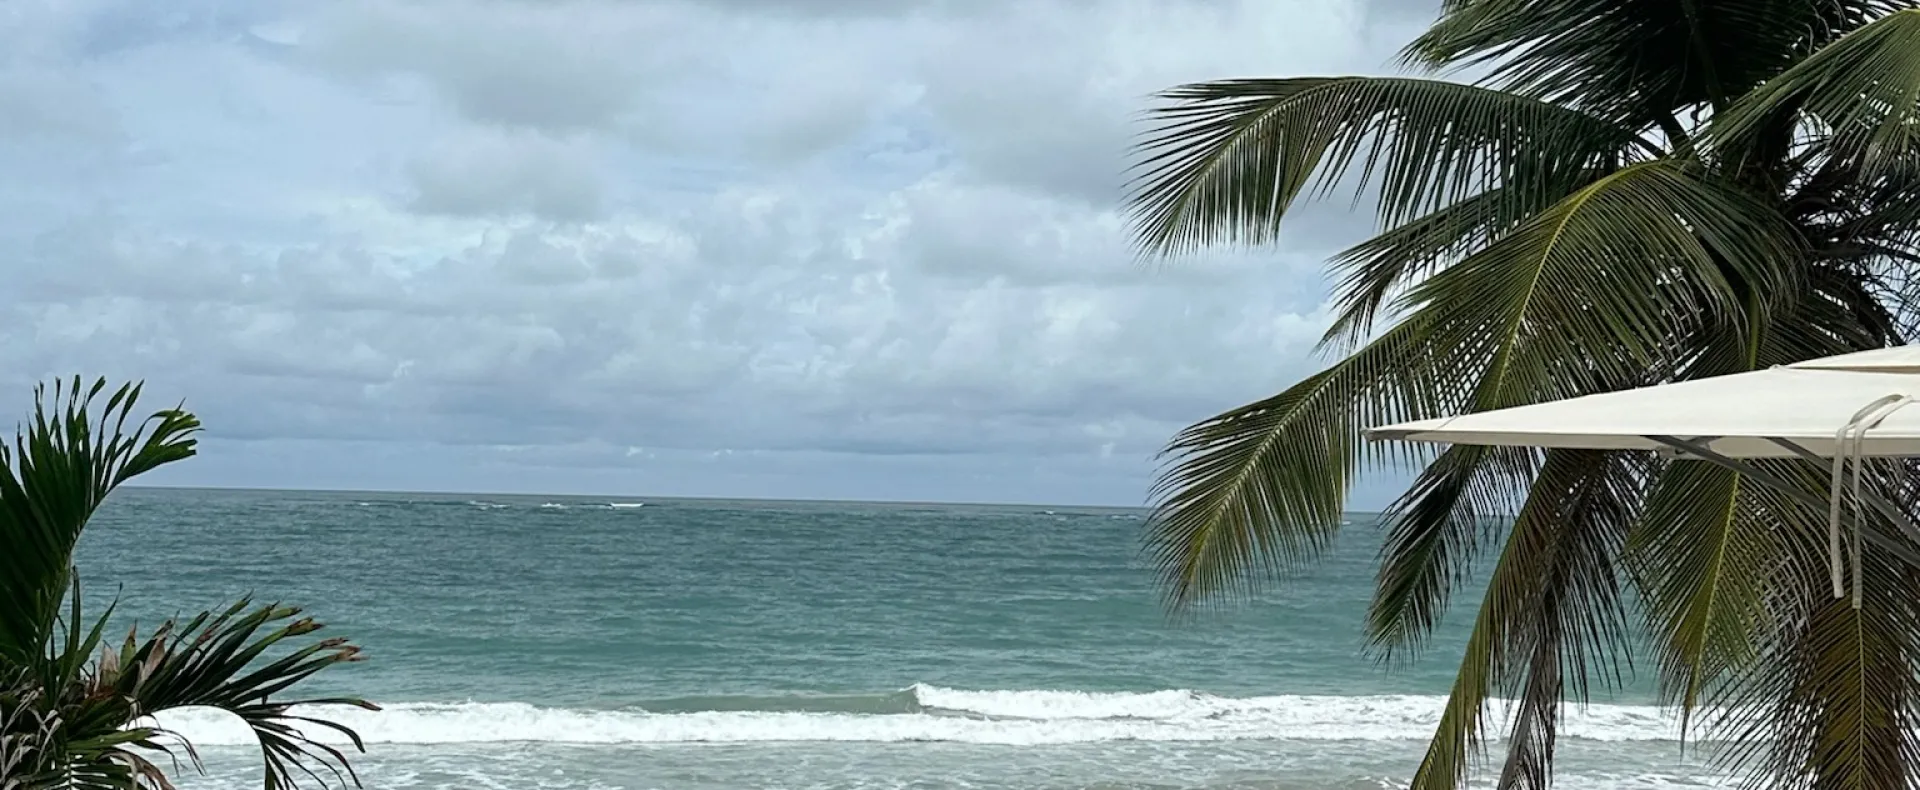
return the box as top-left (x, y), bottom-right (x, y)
top-left (147, 685), bottom-right (1687, 746)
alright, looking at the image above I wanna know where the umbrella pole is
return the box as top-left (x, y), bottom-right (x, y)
top-left (1646, 435), bottom-right (1920, 568)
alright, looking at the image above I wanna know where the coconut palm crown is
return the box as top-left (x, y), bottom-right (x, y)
top-left (1131, 2), bottom-right (1920, 788)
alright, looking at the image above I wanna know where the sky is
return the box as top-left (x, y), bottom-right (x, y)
top-left (0, 0), bottom-right (1436, 507)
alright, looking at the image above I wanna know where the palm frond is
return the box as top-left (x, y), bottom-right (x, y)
top-left (1626, 280), bottom-right (1897, 745)
top-left (1366, 444), bottom-right (1538, 662)
top-left (1630, 461), bottom-right (1782, 736)
top-left (1714, 9), bottom-right (1920, 179)
top-left (50, 597), bottom-right (376, 790)
top-left (1149, 159), bottom-right (1796, 612)
top-left (1708, 465), bottom-right (1920, 790)
top-left (1144, 314), bottom-right (1467, 609)
top-left (0, 378), bottom-right (199, 664)
top-left (1341, 155), bottom-right (1802, 669)
top-left (1408, 0), bottom-right (1902, 127)
top-left (1319, 175), bottom-right (1603, 350)
top-left (1391, 160), bottom-right (1802, 394)
top-left (1126, 76), bottom-right (1642, 256)
top-left (1407, 448), bottom-right (1644, 790)
top-left (1806, 153), bottom-right (1920, 322)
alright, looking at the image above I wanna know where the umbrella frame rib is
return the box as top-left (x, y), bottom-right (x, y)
top-left (1647, 435), bottom-right (1920, 567)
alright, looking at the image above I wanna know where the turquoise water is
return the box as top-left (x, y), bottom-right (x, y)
top-left (75, 488), bottom-right (1722, 789)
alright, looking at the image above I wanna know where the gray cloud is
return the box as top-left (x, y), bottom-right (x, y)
top-left (304, 1), bottom-right (660, 132)
top-left (0, 68), bottom-right (123, 143)
top-left (0, 0), bottom-right (1416, 505)
top-left (406, 131), bottom-right (606, 221)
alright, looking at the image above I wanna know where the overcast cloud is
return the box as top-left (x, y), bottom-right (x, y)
top-left (0, 0), bottom-right (1432, 506)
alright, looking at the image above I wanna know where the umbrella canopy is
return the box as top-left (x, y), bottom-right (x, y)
top-left (1367, 346), bottom-right (1920, 607)
top-left (1369, 348), bottom-right (1920, 458)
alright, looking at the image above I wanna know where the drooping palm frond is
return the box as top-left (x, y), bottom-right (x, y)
top-left (1626, 273), bottom-right (1903, 745)
top-left (1144, 314), bottom-right (1468, 608)
top-left (1329, 160), bottom-right (1799, 665)
top-left (1148, 159), bottom-right (1799, 612)
top-left (1706, 463), bottom-right (1920, 790)
top-left (1407, 0), bottom-right (1904, 129)
top-left (1496, 456), bottom-right (1645, 790)
top-left (1630, 461), bottom-right (1780, 734)
top-left (1406, 449), bottom-right (1645, 790)
top-left (1319, 176), bottom-right (1603, 350)
top-left (0, 378), bottom-right (199, 665)
top-left (1358, 162), bottom-right (1802, 647)
top-left (1714, 9), bottom-right (1920, 179)
top-left (1388, 160), bottom-right (1803, 395)
top-left (1366, 444), bottom-right (1537, 662)
top-left (38, 590), bottom-right (376, 790)
top-left (1127, 76), bottom-right (1645, 256)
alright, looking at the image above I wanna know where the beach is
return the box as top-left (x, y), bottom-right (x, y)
top-left (83, 488), bottom-right (1722, 789)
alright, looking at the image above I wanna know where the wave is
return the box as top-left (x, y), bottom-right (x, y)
top-left (145, 686), bottom-right (1687, 747)
top-left (528, 501), bottom-right (649, 511)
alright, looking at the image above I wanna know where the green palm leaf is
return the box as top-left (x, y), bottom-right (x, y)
top-left (1408, 448), bottom-right (1644, 790)
top-left (1359, 162), bottom-right (1797, 656)
top-left (1714, 9), bottom-right (1920, 178)
top-left (1630, 461), bottom-right (1780, 728)
top-left (0, 379), bottom-right (198, 665)
top-left (1145, 316), bottom-right (1462, 607)
top-left (39, 592), bottom-right (375, 790)
top-left (1366, 444), bottom-right (1536, 661)
top-left (1390, 160), bottom-right (1801, 389)
top-left (1148, 159), bottom-right (1799, 614)
top-left (1127, 76), bottom-right (1645, 256)
top-left (1709, 475), bottom-right (1920, 790)
top-left (0, 379), bottom-right (371, 790)
top-left (1408, 0), bottom-right (1902, 127)
top-left (1321, 179), bottom-right (1598, 351)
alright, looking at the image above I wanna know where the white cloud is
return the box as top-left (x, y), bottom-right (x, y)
top-left (0, 0), bottom-right (1430, 505)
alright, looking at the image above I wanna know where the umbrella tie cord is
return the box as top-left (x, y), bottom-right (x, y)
top-left (1829, 394), bottom-right (1915, 607)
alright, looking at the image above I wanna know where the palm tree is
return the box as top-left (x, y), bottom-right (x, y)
top-left (0, 378), bottom-right (373, 790)
top-left (1130, 2), bottom-right (1920, 789)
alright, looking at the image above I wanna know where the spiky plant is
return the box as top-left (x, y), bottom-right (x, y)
top-left (1130, 2), bottom-right (1920, 788)
top-left (0, 378), bottom-right (374, 790)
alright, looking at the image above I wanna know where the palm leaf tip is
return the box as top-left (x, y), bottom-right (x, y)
top-left (1144, 328), bottom-right (1446, 610)
top-left (1125, 75), bottom-right (1643, 259)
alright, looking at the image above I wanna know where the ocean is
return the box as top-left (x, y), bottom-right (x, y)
top-left (75, 487), bottom-right (1724, 789)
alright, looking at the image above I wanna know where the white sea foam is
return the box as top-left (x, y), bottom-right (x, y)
top-left (144, 687), bottom-right (1688, 747)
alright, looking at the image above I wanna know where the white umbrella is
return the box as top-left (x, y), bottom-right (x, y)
top-left (1367, 346), bottom-right (1920, 606)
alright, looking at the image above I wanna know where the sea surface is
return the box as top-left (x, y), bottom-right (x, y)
top-left (74, 487), bottom-right (1726, 790)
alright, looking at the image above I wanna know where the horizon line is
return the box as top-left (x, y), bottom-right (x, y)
top-left (118, 483), bottom-right (1160, 511)
top-left (120, 483), bottom-right (1391, 517)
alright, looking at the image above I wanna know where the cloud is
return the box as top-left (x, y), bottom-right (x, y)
top-left (304, 0), bottom-right (660, 133)
top-left (406, 131), bottom-right (606, 221)
top-left (0, 67), bottom-right (123, 143)
top-left (0, 0), bottom-right (1419, 505)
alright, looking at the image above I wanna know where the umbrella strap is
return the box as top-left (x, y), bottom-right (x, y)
top-left (1831, 394), bottom-right (1914, 608)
